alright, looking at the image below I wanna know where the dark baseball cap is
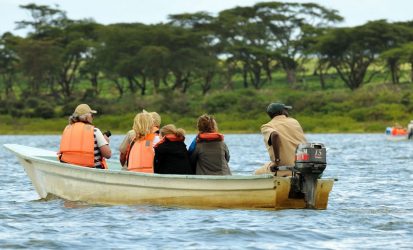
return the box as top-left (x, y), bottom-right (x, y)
top-left (266, 103), bottom-right (292, 116)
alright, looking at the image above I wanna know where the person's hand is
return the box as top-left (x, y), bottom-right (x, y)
top-left (269, 162), bottom-right (278, 172)
top-left (104, 134), bottom-right (110, 143)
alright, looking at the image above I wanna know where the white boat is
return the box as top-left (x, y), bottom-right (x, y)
top-left (4, 144), bottom-right (334, 210)
top-left (386, 135), bottom-right (408, 141)
top-left (385, 127), bottom-right (409, 141)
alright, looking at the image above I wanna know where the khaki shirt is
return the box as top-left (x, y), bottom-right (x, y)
top-left (261, 115), bottom-right (306, 166)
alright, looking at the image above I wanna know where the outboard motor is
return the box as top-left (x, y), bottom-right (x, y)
top-left (290, 143), bottom-right (327, 208)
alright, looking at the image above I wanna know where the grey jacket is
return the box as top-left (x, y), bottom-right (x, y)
top-left (190, 140), bottom-right (231, 175)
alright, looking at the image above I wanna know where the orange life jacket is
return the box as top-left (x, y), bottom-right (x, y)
top-left (59, 122), bottom-right (107, 169)
top-left (154, 134), bottom-right (185, 148)
top-left (197, 132), bottom-right (224, 142)
top-left (391, 127), bottom-right (408, 136)
top-left (127, 133), bottom-right (155, 173)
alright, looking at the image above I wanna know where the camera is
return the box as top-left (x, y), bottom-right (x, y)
top-left (103, 130), bottom-right (111, 137)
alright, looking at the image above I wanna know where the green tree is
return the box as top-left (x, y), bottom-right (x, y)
top-left (99, 23), bottom-right (148, 95)
top-left (168, 12), bottom-right (220, 94)
top-left (215, 6), bottom-right (270, 89)
top-left (381, 47), bottom-right (405, 84)
top-left (16, 3), bottom-right (69, 38)
top-left (0, 33), bottom-right (20, 99)
top-left (316, 20), bottom-right (407, 90)
top-left (17, 39), bottom-right (62, 95)
top-left (16, 4), bottom-right (99, 98)
top-left (254, 2), bottom-right (342, 85)
top-left (399, 42), bottom-right (413, 83)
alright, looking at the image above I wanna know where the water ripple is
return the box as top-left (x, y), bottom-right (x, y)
top-left (1, 134), bottom-right (413, 249)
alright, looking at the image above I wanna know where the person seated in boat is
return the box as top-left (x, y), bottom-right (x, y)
top-left (120, 112), bottom-right (155, 173)
top-left (144, 109), bottom-right (162, 144)
top-left (189, 114), bottom-right (231, 175)
top-left (58, 104), bottom-right (111, 169)
top-left (391, 123), bottom-right (407, 136)
top-left (119, 110), bottom-right (161, 167)
top-left (255, 102), bottom-right (306, 177)
top-left (154, 124), bottom-right (193, 175)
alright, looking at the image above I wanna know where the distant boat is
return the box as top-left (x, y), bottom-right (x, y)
top-left (385, 127), bottom-right (409, 141)
top-left (4, 144), bottom-right (334, 210)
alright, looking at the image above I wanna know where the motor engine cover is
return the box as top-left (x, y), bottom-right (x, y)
top-left (294, 143), bottom-right (326, 175)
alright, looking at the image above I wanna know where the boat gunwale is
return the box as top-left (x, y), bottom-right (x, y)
top-left (4, 143), bottom-right (275, 181)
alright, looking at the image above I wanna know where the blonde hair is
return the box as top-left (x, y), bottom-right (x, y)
top-left (197, 114), bottom-right (218, 133)
top-left (160, 124), bottom-right (186, 138)
top-left (133, 113), bottom-right (154, 139)
top-left (143, 109), bottom-right (161, 127)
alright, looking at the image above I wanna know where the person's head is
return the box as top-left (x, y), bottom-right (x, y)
top-left (133, 112), bottom-right (154, 139)
top-left (266, 103), bottom-right (292, 119)
top-left (197, 114), bottom-right (218, 133)
top-left (143, 110), bottom-right (161, 129)
top-left (160, 124), bottom-right (185, 138)
top-left (69, 104), bottom-right (97, 124)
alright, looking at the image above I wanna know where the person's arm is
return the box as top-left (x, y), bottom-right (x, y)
top-left (269, 131), bottom-right (281, 166)
top-left (189, 145), bottom-right (198, 174)
top-left (188, 136), bottom-right (198, 155)
top-left (95, 128), bottom-right (112, 159)
top-left (153, 147), bottom-right (162, 174)
top-left (119, 131), bottom-right (134, 166)
top-left (224, 143), bottom-right (230, 163)
top-left (100, 145), bottom-right (112, 159)
top-left (120, 151), bottom-right (127, 166)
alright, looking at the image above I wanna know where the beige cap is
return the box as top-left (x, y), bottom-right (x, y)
top-left (74, 104), bottom-right (97, 116)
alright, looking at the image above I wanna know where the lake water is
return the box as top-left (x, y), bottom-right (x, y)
top-left (0, 134), bottom-right (412, 249)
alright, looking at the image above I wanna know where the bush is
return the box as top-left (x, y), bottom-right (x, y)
top-left (202, 92), bottom-right (238, 113)
top-left (348, 103), bottom-right (407, 122)
top-left (159, 92), bottom-right (192, 114)
top-left (34, 101), bottom-right (55, 118)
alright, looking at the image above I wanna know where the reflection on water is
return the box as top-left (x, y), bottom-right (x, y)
top-left (1, 134), bottom-right (413, 249)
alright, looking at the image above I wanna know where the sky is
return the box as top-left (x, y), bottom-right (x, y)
top-left (1, 0), bottom-right (412, 36)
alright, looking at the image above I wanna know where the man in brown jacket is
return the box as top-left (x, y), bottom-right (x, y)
top-left (255, 103), bottom-right (306, 176)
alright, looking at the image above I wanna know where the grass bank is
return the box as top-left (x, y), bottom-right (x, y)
top-left (1, 81), bottom-right (413, 135)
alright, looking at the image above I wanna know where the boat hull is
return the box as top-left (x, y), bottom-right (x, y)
top-left (386, 135), bottom-right (408, 141)
top-left (5, 144), bottom-right (334, 210)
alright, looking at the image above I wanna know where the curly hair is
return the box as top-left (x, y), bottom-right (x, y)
top-left (68, 114), bottom-right (89, 125)
top-left (160, 124), bottom-right (186, 138)
top-left (197, 114), bottom-right (218, 133)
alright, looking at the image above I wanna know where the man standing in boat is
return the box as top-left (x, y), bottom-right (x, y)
top-left (58, 104), bottom-right (112, 169)
top-left (255, 103), bottom-right (306, 176)
top-left (408, 120), bottom-right (413, 139)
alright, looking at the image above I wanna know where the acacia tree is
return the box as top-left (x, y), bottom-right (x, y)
top-left (98, 23), bottom-right (151, 96)
top-left (253, 2), bottom-right (343, 85)
top-left (317, 20), bottom-right (412, 90)
top-left (135, 24), bottom-right (172, 94)
top-left (215, 6), bottom-right (270, 89)
top-left (168, 12), bottom-right (220, 94)
top-left (16, 4), bottom-right (101, 98)
top-left (379, 23), bottom-right (413, 84)
top-left (17, 39), bottom-right (62, 95)
top-left (136, 45), bottom-right (170, 94)
top-left (147, 24), bottom-right (212, 94)
top-left (16, 3), bottom-right (69, 38)
top-left (57, 21), bottom-right (103, 97)
top-left (381, 48), bottom-right (405, 84)
top-left (399, 43), bottom-right (413, 83)
top-left (0, 33), bottom-right (20, 99)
